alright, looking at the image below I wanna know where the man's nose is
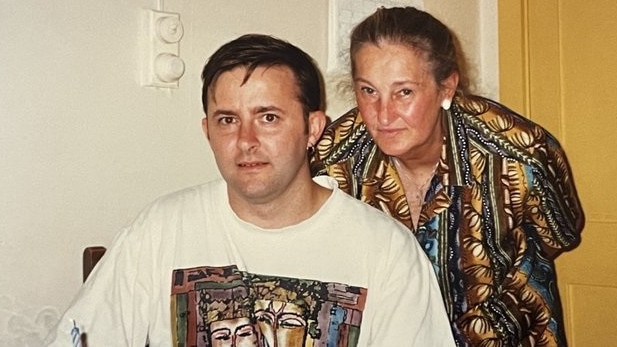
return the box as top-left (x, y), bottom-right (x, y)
top-left (237, 122), bottom-right (259, 151)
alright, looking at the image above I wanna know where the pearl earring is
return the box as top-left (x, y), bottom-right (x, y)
top-left (441, 99), bottom-right (452, 110)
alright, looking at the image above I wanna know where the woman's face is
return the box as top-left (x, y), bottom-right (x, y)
top-left (352, 42), bottom-right (456, 160)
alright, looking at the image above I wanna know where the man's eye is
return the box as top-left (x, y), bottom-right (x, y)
top-left (263, 113), bottom-right (279, 122)
top-left (218, 116), bottom-right (235, 125)
top-left (400, 88), bottom-right (412, 96)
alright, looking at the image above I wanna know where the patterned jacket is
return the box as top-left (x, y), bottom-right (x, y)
top-left (311, 95), bottom-right (584, 346)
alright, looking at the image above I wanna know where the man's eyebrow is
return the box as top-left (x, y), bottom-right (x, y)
top-left (254, 105), bottom-right (284, 113)
top-left (208, 105), bottom-right (285, 117)
top-left (209, 109), bottom-right (237, 117)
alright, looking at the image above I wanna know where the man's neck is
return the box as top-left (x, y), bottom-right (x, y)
top-left (229, 181), bottom-right (332, 229)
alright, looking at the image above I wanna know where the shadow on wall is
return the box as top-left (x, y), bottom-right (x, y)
top-left (0, 295), bottom-right (60, 346)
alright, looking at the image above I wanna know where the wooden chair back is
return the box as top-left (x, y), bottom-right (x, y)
top-left (82, 246), bottom-right (106, 282)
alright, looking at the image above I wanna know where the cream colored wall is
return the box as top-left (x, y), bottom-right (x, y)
top-left (0, 1), bottom-right (493, 344)
top-left (426, 0), bottom-right (499, 99)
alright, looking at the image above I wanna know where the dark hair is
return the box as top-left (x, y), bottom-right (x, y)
top-left (201, 34), bottom-right (324, 115)
top-left (350, 7), bottom-right (467, 92)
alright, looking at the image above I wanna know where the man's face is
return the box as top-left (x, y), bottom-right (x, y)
top-left (203, 65), bottom-right (323, 208)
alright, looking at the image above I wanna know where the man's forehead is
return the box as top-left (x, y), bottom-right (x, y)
top-left (207, 65), bottom-right (299, 106)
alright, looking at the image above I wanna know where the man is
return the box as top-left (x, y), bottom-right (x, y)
top-left (45, 34), bottom-right (455, 346)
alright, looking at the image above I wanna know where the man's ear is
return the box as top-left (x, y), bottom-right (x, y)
top-left (201, 116), bottom-right (210, 140)
top-left (307, 110), bottom-right (326, 146)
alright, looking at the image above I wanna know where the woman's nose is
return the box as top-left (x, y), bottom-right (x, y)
top-left (377, 99), bottom-right (395, 125)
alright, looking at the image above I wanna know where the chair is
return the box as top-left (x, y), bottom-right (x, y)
top-left (80, 246), bottom-right (149, 346)
top-left (82, 246), bottom-right (106, 282)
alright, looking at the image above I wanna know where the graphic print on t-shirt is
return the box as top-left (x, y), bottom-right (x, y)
top-left (170, 265), bottom-right (367, 347)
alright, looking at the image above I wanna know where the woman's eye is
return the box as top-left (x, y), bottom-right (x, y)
top-left (360, 86), bottom-right (375, 95)
top-left (400, 88), bottom-right (412, 96)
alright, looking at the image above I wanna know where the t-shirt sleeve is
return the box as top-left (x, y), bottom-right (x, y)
top-left (44, 223), bottom-right (153, 346)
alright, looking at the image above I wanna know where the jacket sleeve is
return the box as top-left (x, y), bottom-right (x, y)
top-left (529, 132), bottom-right (585, 258)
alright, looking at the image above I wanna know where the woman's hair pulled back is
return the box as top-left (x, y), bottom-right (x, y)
top-left (350, 7), bottom-right (464, 89)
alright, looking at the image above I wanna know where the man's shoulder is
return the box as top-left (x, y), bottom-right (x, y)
top-left (138, 179), bottom-right (224, 216)
top-left (328, 184), bottom-right (410, 234)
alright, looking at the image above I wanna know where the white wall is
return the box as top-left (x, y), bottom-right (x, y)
top-left (0, 1), bottom-right (494, 344)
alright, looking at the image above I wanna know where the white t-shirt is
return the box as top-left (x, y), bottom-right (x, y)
top-left (46, 177), bottom-right (455, 346)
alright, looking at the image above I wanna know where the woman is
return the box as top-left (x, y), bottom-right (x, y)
top-left (311, 6), bottom-right (584, 347)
